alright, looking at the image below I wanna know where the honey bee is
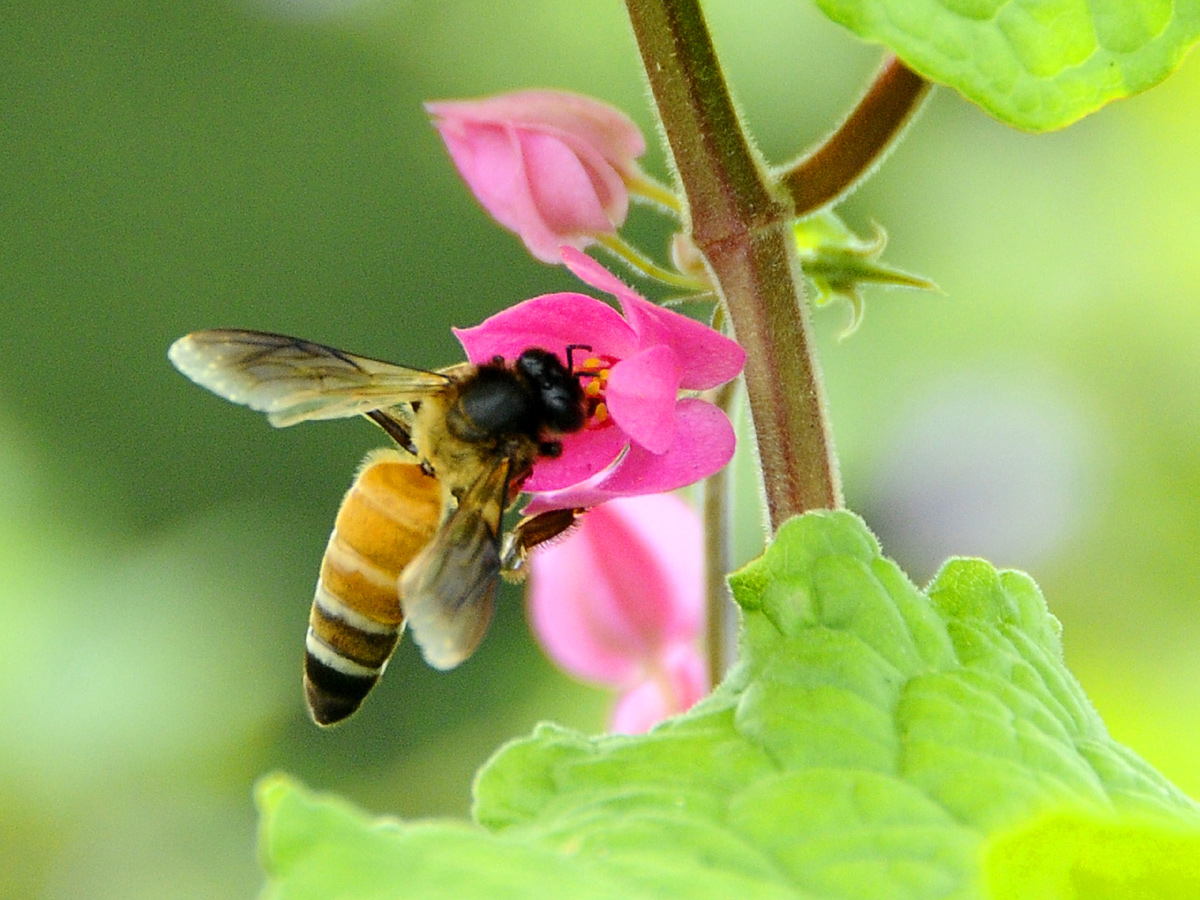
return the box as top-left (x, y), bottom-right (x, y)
top-left (169, 329), bottom-right (590, 725)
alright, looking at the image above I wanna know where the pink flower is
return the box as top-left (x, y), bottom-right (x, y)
top-left (426, 90), bottom-right (646, 264)
top-left (528, 493), bottom-right (708, 733)
top-left (454, 249), bottom-right (745, 509)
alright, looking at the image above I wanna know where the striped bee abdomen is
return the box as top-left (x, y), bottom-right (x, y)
top-left (304, 449), bottom-right (441, 725)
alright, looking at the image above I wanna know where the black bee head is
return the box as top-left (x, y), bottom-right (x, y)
top-left (515, 348), bottom-right (587, 434)
top-left (456, 365), bottom-right (539, 439)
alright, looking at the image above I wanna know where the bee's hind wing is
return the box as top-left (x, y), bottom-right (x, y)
top-left (398, 459), bottom-right (511, 671)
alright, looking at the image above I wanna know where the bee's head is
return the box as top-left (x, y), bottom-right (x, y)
top-left (515, 348), bottom-right (587, 434)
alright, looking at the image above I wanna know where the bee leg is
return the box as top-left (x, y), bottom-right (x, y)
top-left (500, 507), bottom-right (584, 581)
top-left (365, 410), bottom-right (419, 457)
top-left (537, 440), bottom-right (563, 458)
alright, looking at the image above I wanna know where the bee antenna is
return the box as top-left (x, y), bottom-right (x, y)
top-left (565, 344), bottom-right (592, 374)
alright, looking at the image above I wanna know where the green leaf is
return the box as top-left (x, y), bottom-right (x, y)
top-left (810, 0), bottom-right (1200, 131)
top-left (257, 511), bottom-right (1200, 899)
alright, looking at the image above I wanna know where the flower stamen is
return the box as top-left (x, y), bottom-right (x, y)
top-left (572, 354), bottom-right (615, 427)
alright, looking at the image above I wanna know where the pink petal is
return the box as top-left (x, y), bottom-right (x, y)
top-left (609, 645), bottom-right (709, 734)
top-left (604, 346), bottom-right (680, 454)
top-left (431, 119), bottom-right (565, 264)
top-left (561, 246), bottom-right (637, 300)
top-left (610, 681), bottom-right (670, 734)
top-left (454, 292), bottom-right (638, 366)
top-left (528, 518), bottom-right (639, 685)
top-left (595, 399), bottom-right (735, 494)
top-left (562, 248), bottom-right (746, 390)
top-left (519, 459), bottom-right (619, 515)
top-left (427, 91), bottom-right (645, 177)
top-left (523, 423), bottom-right (627, 493)
top-left (584, 495), bottom-right (704, 643)
top-left (517, 130), bottom-right (619, 237)
top-left (528, 495), bottom-right (703, 685)
top-left (522, 398), bottom-right (735, 510)
top-left (619, 291), bottom-right (746, 391)
top-left (520, 130), bottom-right (629, 231)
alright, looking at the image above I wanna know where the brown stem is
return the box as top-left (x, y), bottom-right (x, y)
top-left (781, 55), bottom-right (930, 216)
top-left (624, 0), bottom-right (777, 242)
top-left (625, 0), bottom-right (841, 529)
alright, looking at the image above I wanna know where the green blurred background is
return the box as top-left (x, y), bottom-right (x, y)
top-left (2, 0), bottom-right (1199, 896)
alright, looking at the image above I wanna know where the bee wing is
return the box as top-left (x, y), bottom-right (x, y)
top-left (168, 329), bottom-right (451, 427)
top-left (398, 459), bottom-right (510, 670)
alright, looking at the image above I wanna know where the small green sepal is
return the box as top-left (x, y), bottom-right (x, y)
top-left (794, 212), bottom-right (939, 338)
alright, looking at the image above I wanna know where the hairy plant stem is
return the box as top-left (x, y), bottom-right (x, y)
top-left (624, 0), bottom-right (841, 530)
top-left (781, 56), bottom-right (930, 215)
top-left (703, 380), bottom-right (737, 681)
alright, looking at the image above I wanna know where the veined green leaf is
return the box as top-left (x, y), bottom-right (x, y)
top-left (258, 511), bottom-right (1200, 899)
top-left (811, 0), bottom-right (1200, 131)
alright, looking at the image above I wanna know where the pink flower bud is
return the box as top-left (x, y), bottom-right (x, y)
top-left (528, 494), bottom-right (708, 733)
top-left (426, 90), bottom-right (646, 263)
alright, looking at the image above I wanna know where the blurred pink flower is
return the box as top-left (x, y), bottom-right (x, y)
top-left (426, 90), bottom-right (646, 264)
top-left (528, 493), bottom-right (707, 733)
top-left (454, 249), bottom-right (745, 509)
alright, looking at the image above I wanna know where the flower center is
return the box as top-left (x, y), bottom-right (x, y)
top-left (576, 355), bottom-right (615, 426)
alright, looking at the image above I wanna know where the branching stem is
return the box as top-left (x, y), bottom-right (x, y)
top-left (596, 233), bottom-right (709, 291)
top-left (627, 171), bottom-right (684, 214)
top-left (781, 56), bottom-right (930, 215)
top-left (625, 0), bottom-right (841, 530)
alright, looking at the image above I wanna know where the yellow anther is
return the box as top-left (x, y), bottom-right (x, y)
top-left (583, 357), bottom-right (603, 370)
top-left (585, 380), bottom-right (603, 398)
top-left (593, 402), bottom-right (608, 422)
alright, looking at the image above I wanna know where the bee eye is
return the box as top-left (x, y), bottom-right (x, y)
top-left (515, 349), bottom-right (551, 378)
